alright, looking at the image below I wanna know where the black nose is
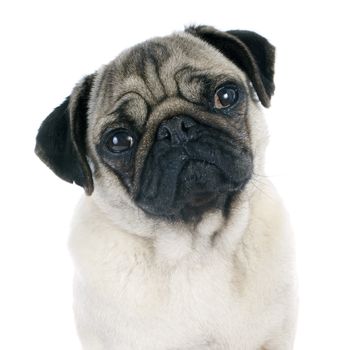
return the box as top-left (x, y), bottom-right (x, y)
top-left (157, 115), bottom-right (197, 144)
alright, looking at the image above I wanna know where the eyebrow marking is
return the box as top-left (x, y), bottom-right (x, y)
top-left (124, 42), bottom-right (170, 105)
top-left (174, 66), bottom-right (213, 107)
top-left (106, 91), bottom-right (149, 115)
top-left (104, 92), bottom-right (150, 133)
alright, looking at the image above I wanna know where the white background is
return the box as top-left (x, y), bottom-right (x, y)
top-left (1, 0), bottom-right (349, 349)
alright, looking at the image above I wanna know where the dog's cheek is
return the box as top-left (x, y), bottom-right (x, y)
top-left (87, 135), bottom-right (136, 193)
top-left (99, 153), bottom-right (136, 191)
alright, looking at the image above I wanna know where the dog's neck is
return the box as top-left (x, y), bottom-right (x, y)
top-left (74, 186), bottom-right (252, 268)
top-left (151, 204), bottom-right (250, 267)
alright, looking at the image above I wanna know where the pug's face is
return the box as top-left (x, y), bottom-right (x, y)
top-left (35, 26), bottom-right (275, 224)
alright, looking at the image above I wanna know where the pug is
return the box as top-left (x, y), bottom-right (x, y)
top-left (35, 26), bottom-right (297, 350)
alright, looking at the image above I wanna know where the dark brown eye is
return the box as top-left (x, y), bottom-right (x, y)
top-left (106, 130), bottom-right (134, 153)
top-left (214, 86), bottom-right (239, 109)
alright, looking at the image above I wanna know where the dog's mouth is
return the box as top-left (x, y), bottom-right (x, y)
top-left (136, 158), bottom-right (225, 220)
top-left (176, 159), bottom-right (225, 203)
top-left (136, 141), bottom-right (253, 222)
top-left (187, 191), bottom-right (218, 207)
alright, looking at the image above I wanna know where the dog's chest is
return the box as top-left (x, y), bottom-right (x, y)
top-left (72, 232), bottom-right (269, 350)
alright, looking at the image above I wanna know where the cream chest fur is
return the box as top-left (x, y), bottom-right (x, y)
top-left (69, 179), bottom-right (297, 350)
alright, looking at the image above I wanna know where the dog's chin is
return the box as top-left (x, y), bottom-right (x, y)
top-left (136, 160), bottom-right (249, 222)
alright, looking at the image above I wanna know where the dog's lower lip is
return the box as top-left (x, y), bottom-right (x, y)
top-left (187, 192), bottom-right (217, 206)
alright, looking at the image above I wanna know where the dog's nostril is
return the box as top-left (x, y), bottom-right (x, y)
top-left (157, 125), bottom-right (171, 140)
top-left (181, 118), bottom-right (196, 131)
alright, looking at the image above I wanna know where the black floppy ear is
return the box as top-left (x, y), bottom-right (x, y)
top-left (35, 74), bottom-right (95, 195)
top-left (186, 26), bottom-right (275, 107)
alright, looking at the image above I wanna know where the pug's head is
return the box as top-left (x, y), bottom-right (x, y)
top-left (35, 26), bottom-right (274, 224)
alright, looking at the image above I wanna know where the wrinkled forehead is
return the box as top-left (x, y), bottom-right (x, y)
top-left (89, 33), bottom-right (247, 123)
